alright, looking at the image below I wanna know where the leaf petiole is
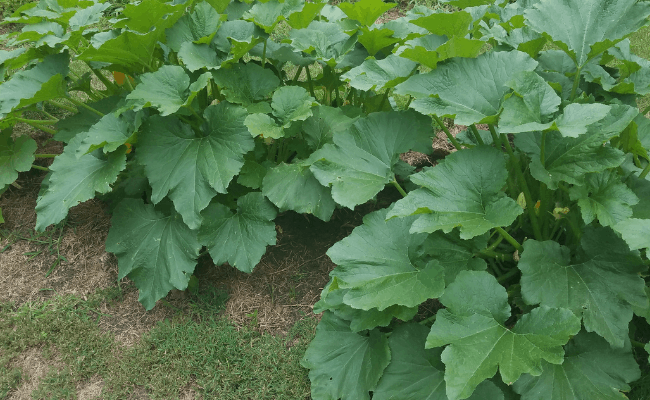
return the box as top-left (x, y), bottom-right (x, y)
top-left (498, 129), bottom-right (543, 241)
top-left (495, 227), bottom-right (522, 252)
top-left (31, 165), bottom-right (49, 172)
top-left (433, 115), bottom-right (462, 151)
top-left (497, 267), bottom-right (519, 283)
top-left (64, 95), bottom-right (104, 117)
top-left (470, 124), bottom-right (484, 145)
top-left (639, 162), bottom-right (650, 180)
top-left (391, 179), bottom-right (407, 197)
top-left (47, 100), bottom-right (77, 113)
top-left (34, 154), bottom-right (57, 158)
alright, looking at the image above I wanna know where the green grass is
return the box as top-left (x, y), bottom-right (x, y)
top-left (0, 284), bottom-right (316, 399)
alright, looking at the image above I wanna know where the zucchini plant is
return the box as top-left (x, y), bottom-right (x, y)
top-left (1, 0), bottom-right (650, 398)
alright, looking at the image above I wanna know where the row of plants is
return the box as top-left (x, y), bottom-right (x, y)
top-left (2, 0), bottom-right (650, 398)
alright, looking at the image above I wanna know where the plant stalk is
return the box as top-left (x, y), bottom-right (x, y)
top-left (34, 154), bottom-right (57, 158)
top-left (292, 66), bottom-right (304, 83)
top-left (639, 162), bottom-right (650, 180)
top-left (488, 124), bottom-right (502, 148)
top-left (305, 67), bottom-right (316, 98)
top-left (433, 115), bottom-right (462, 151)
top-left (495, 227), bottom-right (523, 252)
top-left (47, 100), bottom-right (77, 113)
top-left (31, 165), bottom-right (49, 172)
top-left (11, 182), bottom-right (22, 189)
top-left (64, 96), bottom-right (104, 117)
top-left (499, 131), bottom-right (543, 241)
top-left (470, 124), bottom-right (485, 145)
top-left (89, 66), bottom-right (119, 94)
top-left (14, 117), bottom-right (58, 125)
top-left (261, 39), bottom-right (267, 69)
top-left (391, 180), bottom-right (407, 197)
top-left (378, 90), bottom-right (389, 111)
top-left (497, 267), bottom-right (519, 283)
top-left (569, 67), bottom-right (582, 101)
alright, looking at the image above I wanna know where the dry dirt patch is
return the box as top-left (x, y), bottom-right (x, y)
top-left (7, 348), bottom-right (63, 400)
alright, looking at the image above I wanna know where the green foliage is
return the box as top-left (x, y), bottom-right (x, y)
top-left (2, 0), bottom-right (650, 398)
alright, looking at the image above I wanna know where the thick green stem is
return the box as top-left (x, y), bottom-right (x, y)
top-left (495, 227), bottom-right (523, 252)
top-left (14, 117), bottom-right (58, 125)
top-left (19, 119), bottom-right (56, 134)
top-left (569, 67), bottom-right (582, 101)
top-left (89, 66), bottom-right (119, 94)
top-left (31, 165), bottom-right (49, 172)
top-left (47, 100), bottom-right (77, 113)
top-left (305, 67), bottom-right (316, 98)
top-left (631, 339), bottom-right (646, 349)
top-left (497, 267), bottom-right (519, 283)
top-left (64, 96), bottom-right (104, 117)
top-left (639, 162), bottom-right (650, 180)
top-left (404, 96), bottom-right (413, 109)
top-left (123, 75), bottom-right (135, 92)
top-left (292, 66), bottom-right (304, 83)
top-left (185, 105), bottom-right (205, 124)
top-left (470, 124), bottom-right (485, 145)
top-left (261, 39), bottom-right (267, 68)
top-left (34, 154), bottom-right (57, 158)
top-left (39, 110), bottom-right (58, 121)
top-left (432, 115), bottom-right (462, 151)
top-left (477, 249), bottom-right (511, 262)
top-left (392, 180), bottom-right (407, 197)
top-left (418, 314), bottom-right (436, 325)
top-left (500, 132), bottom-right (543, 240)
top-left (334, 86), bottom-right (342, 107)
top-left (488, 124), bottom-right (502, 148)
top-left (486, 234), bottom-right (505, 252)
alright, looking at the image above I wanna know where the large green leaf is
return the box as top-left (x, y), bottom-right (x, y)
top-left (514, 104), bottom-right (638, 189)
top-left (125, 65), bottom-right (190, 116)
top-left (613, 218), bottom-right (650, 252)
top-left (419, 231), bottom-right (488, 285)
top-left (165, 1), bottom-right (224, 51)
top-left (243, 0), bottom-right (303, 33)
top-left (513, 331), bottom-right (640, 400)
top-left (0, 52), bottom-right (68, 118)
top-left (395, 51), bottom-right (537, 125)
top-left (498, 71), bottom-right (561, 134)
top-left (427, 271), bottom-right (581, 400)
top-left (524, 0), bottom-right (650, 68)
top-left (301, 311), bottom-right (391, 400)
top-left (197, 192), bottom-right (276, 273)
top-left (373, 323), bottom-right (447, 400)
top-left (105, 198), bottom-right (201, 310)
top-left (341, 55), bottom-right (417, 92)
top-left (137, 103), bottom-right (253, 229)
top-left (270, 86), bottom-right (316, 126)
top-left (357, 27), bottom-right (400, 57)
top-left (301, 105), bottom-right (358, 151)
top-left (35, 135), bottom-right (127, 231)
top-left (0, 130), bottom-right (37, 190)
top-left (78, 30), bottom-right (159, 71)
top-left (314, 280), bottom-right (418, 332)
top-left (262, 162), bottom-right (335, 222)
top-left (517, 227), bottom-right (647, 348)
top-left (309, 111), bottom-right (433, 208)
top-left (326, 208), bottom-right (445, 311)
top-left (289, 21), bottom-right (356, 67)
top-left (396, 34), bottom-right (483, 70)
top-left (374, 323), bottom-right (506, 400)
top-left (75, 110), bottom-right (141, 157)
top-left (410, 10), bottom-right (473, 37)
top-left (178, 42), bottom-right (223, 72)
top-left (388, 146), bottom-right (522, 239)
top-left (54, 96), bottom-right (122, 143)
top-left (112, 0), bottom-right (185, 33)
top-left (212, 63), bottom-right (279, 106)
top-left (569, 170), bottom-right (639, 226)
top-left (338, 0), bottom-right (396, 27)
